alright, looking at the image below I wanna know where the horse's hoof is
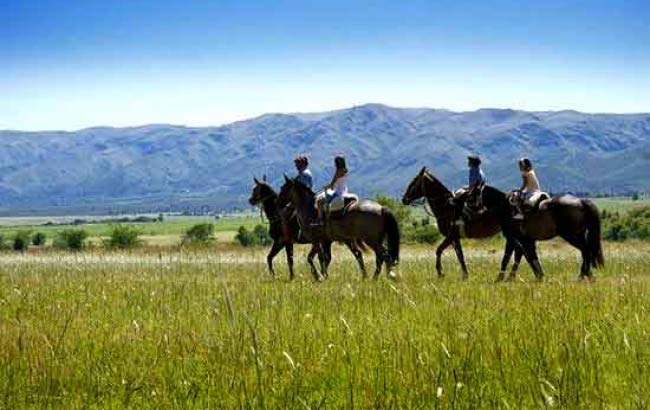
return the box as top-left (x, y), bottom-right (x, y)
top-left (387, 270), bottom-right (398, 280)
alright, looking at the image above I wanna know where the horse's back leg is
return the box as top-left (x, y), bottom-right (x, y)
top-left (509, 245), bottom-right (524, 281)
top-left (560, 233), bottom-right (591, 279)
top-left (520, 238), bottom-right (544, 280)
top-left (346, 241), bottom-right (367, 278)
top-left (435, 236), bottom-right (454, 278)
top-left (498, 239), bottom-right (515, 282)
top-left (267, 241), bottom-right (284, 277)
top-left (285, 243), bottom-right (295, 280)
top-left (452, 238), bottom-right (469, 280)
top-left (370, 243), bottom-right (384, 279)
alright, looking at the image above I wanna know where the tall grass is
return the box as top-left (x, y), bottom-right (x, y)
top-left (1, 242), bottom-right (649, 409)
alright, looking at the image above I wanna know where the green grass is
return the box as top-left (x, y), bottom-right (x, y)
top-left (1, 241), bottom-right (649, 409)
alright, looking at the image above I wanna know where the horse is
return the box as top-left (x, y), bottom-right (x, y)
top-left (479, 185), bottom-right (605, 281)
top-left (401, 167), bottom-right (520, 279)
top-left (277, 175), bottom-right (400, 279)
top-left (249, 177), bottom-right (366, 280)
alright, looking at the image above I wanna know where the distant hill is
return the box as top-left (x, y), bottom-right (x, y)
top-left (1, 104), bottom-right (649, 215)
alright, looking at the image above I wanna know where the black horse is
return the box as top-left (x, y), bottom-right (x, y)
top-left (480, 185), bottom-right (604, 281)
top-left (249, 178), bottom-right (366, 280)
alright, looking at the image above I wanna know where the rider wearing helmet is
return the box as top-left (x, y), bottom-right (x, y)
top-left (293, 155), bottom-right (313, 189)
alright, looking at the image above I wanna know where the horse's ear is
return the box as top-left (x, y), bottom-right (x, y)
top-left (284, 173), bottom-right (291, 183)
top-left (262, 174), bottom-right (267, 182)
top-left (419, 166), bottom-right (427, 175)
top-left (253, 177), bottom-right (260, 185)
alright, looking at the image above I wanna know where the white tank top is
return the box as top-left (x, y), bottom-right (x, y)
top-left (333, 175), bottom-right (348, 197)
top-left (522, 170), bottom-right (540, 193)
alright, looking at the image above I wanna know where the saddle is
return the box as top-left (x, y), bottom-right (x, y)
top-left (327, 194), bottom-right (359, 219)
top-left (511, 190), bottom-right (551, 221)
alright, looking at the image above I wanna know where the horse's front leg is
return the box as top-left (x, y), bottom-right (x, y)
top-left (285, 243), bottom-right (295, 280)
top-left (319, 242), bottom-right (332, 278)
top-left (267, 241), bottom-right (284, 277)
top-left (435, 236), bottom-right (454, 278)
top-left (307, 244), bottom-right (323, 281)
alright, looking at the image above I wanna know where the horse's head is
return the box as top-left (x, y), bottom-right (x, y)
top-left (278, 174), bottom-right (314, 208)
top-left (248, 176), bottom-right (275, 206)
top-left (402, 167), bottom-right (428, 205)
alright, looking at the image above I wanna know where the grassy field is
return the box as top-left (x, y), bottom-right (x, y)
top-left (1, 238), bottom-right (650, 409)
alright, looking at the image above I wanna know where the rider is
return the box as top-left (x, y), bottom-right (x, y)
top-left (294, 155), bottom-right (313, 188)
top-left (313, 155), bottom-right (348, 226)
top-left (514, 157), bottom-right (542, 219)
top-left (454, 155), bottom-right (486, 224)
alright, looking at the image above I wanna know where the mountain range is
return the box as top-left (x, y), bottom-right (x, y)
top-left (1, 103), bottom-right (649, 215)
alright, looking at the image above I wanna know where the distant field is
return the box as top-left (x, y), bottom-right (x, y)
top-left (0, 214), bottom-right (261, 246)
top-left (591, 196), bottom-right (650, 213)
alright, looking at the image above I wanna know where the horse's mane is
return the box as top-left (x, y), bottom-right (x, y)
top-left (423, 169), bottom-right (452, 195)
top-left (292, 178), bottom-right (316, 197)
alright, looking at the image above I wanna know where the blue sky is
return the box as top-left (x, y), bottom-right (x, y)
top-left (2, 0), bottom-right (649, 130)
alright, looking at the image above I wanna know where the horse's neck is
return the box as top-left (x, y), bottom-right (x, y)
top-left (292, 192), bottom-right (316, 224)
top-left (424, 177), bottom-right (453, 217)
top-left (262, 195), bottom-right (279, 219)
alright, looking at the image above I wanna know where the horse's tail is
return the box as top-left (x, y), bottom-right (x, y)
top-left (383, 208), bottom-right (400, 265)
top-left (583, 199), bottom-right (605, 269)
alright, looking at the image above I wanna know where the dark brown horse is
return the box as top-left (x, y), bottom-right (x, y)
top-left (401, 167), bottom-right (523, 279)
top-left (277, 176), bottom-right (400, 279)
top-left (480, 185), bottom-right (604, 281)
top-left (249, 178), bottom-right (366, 280)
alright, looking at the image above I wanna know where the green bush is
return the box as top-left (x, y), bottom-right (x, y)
top-left (13, 231), bottom-right (32, 252)
top-left (104, 225), bottom-right (142, 250)
top-left (32, 232), bottom-right (47, 246)
top-left (54, 229), bottom-right (89, 251)
top-left (183, 223), bottom-right (215, 244)
top-left (0, 235), bottom-right (8, 250)
top-left (235, 224), bottom-right (272, 247)
top-left (404, 224), bottom-right (442, 244)
top-left (375, 194), bottom-right (412, 227)
top-left (602, 206), bottom-right (650, 241)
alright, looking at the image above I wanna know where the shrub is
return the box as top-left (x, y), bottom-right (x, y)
top-left (253, 224), bottom-right (273, 246)
top-left (235, 226), bottom-right (255, 247)
top-left (13, 231), bottom-right (32, 252)
top-left (235, 224), bottom-right (272, 247)
top-left (104, 225), bottom-right (142, 250)
top-left (32, 232), bottom-right (47, 246)
top-left (183, 223), bottom-right (215, 244)
top-left (0, 235), bottom-right (8, 250)
top-left (54, 229), bottom-right (89, 251)
top-left (404, 224), bottom-right (442, 244)
top-left (601, 206), bottom-right (650, 241)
